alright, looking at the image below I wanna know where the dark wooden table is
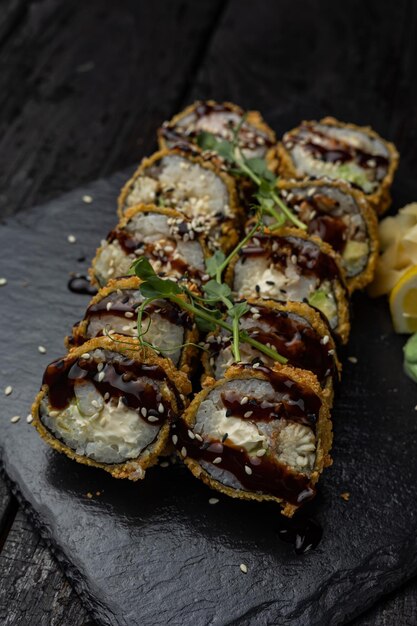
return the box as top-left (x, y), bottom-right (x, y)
top-left (0, 1), bottom-right (416, 624)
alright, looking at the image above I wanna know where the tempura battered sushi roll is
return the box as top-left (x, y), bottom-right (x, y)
top-left (118, 148), bottom-right (242, 252)
top-left (32, 337), bottom-right (191, 479)
top-left (277, 117), bottom-right (399, 214)
top-left (230, 227), bottom-right (350, 344)
top-left (173, 363), bottom-right (332, 517)
top-left (202, 299), bottom-right (340, 401)
top-left (91, 205), bottom-right (209, 289)
top-left (158, 100), bottom-right (276, 164)
top-left (250, 179), bottom-right (379, 292)
top-left (67, 277), bottom-right (198, 374)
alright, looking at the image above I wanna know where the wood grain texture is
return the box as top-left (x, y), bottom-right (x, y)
top-left (0, 0), bottom-right (225, 218)
top-left (0, 509), bottom-right (93, 626)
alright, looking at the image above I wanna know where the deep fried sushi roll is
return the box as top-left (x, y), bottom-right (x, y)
top-left (90, 205), bottom-right (209, 289)
top-left (32, 337), bottom-right (191, 479)
top-left (277, 117), bottom-right (399, 214)
top-left (67, 276), bottom-right (198, 373)
top-left (202, 299), bottom-right (340, 400)
top-left (118, 148), bottom-right (242, 252)
top-left (173, 363), bottom-right (332, 517)
top-left (251, 179), bottom-right (379, 292)
top-left (158, 100), bottom-right (276, 163)
top-left (230, 227), bottom-right (350, 344)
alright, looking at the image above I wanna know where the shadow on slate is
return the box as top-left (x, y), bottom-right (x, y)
top-left (0, 170), bottom-right (417, 626)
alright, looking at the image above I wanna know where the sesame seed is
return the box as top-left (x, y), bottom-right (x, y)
top-left (321, 335), bottom-right (330, 345)
top-left (194, 433), bottom-right (203, 442)
top-left (209, 498), bottom-right (219, 505)
top-left (181, 446), bottom-right (187, 457)
top-left (141, 407), bottom-right (147, 417)
top-left (240, 563), bottom-right (248, 573)
top-left (97, 363), bottom-right (104, 372)
top-left (38, 345), bottom-right (47, 354)
top-left (124, 311), bottom-right (134, 318)
top-left (160, 461), bottom-right (169, 468)
top-left (0, 278), bottom-right (7, 286)
top-left (291, 255), bottom-right (298, 264)
top-left (91, 399), bottom-right (100, 408)
top-left (241, 396), bottom-right (249, 405)
top-left (49, 410), bottom-right (59, 417)
top-left (82, 194), bottom-right (93, 203)
top-left (26, 414), bottom-right (33, 424)
top-left (213, 457), bottom-right (222, 464)
top-left (256, 448), bottom-right (266, 457)
top-left (122, 325), bottom-right (131, 331)
top-left (244, 465), bottom-right (252, 475)
top-left (252, 362), bottom-right (260, 369)
top-left (104, 392), bottom-right (110, 401)
top-left (4, 386), bottom-right (12, 396)
top-left (328, 349), bottom-right (335, 356)
top-left (67, 234), bottom-right (77, 244)
top-left (348, 356), bottom-right (358, 364)
top-left (10, 415), bottom-right (20, 423)
top-left (97, 371), bottom-right (105, 382)
top-left (148, 415), bottom-right (159, 422)
top-left (81, 353), bottom-right (90, 359)
top-left (188, 429), bottom-right (195, 439)
top-left (106, 302), bottom-right (113, 311)
top-left (158, 403), bottom-right (164, 414)
top-left (244, 411), bottom-right (253, 418)
top-left (172, 434), bottom-right (178, 445)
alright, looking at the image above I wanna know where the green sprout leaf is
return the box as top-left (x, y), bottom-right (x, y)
top-left (205, 250), bottom-right (226, 277)
top-left (202, 279), bottom-right (232, 301)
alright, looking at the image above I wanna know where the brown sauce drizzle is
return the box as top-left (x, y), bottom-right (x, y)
top-left (67, 275), bottom-right (98, 296)
top-left (42, 355), bottom-right (175, 425)
top-left (86, 289), bottom-right (192, 330)
top-left (210, 306), bottom-right (335, 385)
top-left (240, 234), bottom-right (341, 282)
top-left (174, 365), bottom-right (320, 505)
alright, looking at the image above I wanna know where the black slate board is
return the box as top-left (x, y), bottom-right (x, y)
top-left (0, 172), bottom-right (417, 626)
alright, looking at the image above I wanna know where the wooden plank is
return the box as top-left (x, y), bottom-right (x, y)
top-left (0, 0), bottom-right (226, 218)
top-left (0, 509), bottom-right (92, 626)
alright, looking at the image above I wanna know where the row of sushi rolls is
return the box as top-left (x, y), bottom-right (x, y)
top-left (32, 101), bottom-right (400, 517)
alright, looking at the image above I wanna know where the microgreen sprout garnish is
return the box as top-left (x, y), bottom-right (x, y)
top-left (196, 124), bottom-right (306, 231)
top-left (131, 257), bottom-right (287, 365)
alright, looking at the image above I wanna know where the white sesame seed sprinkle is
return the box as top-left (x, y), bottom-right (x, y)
top-left (0, 278), bottom-right (7, 286)
top-left (38, 345), bottom-right (47, 354)
top-left (4, 386), bottom-right (12, 396)
top-left (67, 234), bottom-right (76, 244)
top-left (213, 456), bottom-right (222, 464)
top-left (141, 407), bottom-right (147, 417)
top-left (241, 396), bottom-right (249, 405)
top-left (240, 563), bottom-right (248, 573)
top-left (252, 362), bottom-right (260, 368)
top-left (181, 446), bottom-right (187, 457)
top-left (148, 415), bottom-right (159, 422)
top-left (160, 461), bottom-right (169, 468)
top-left (106, 302), bottom-right (113, 311)
top-left (244, 411), bottom-right (253, 418)
top-left (209, 498), bottom-right (219, 505)
top-left (194, 433), bottom-right (203, 442)
top-left (97, 371), bottom-right (105, 382)
top-left (104, 392), bottom-right (110, 401)
top-left (81, 353), bottom-right (90, 359)
top-left (172, 434), bottom-right (178, 445)
top-left (188, 429), bottom-right (195, 439)
top-left (97, 362), bottom-right (104, 372)
top-left (158, 403), bottom-right (164, 414)
top-left (10, 415), bottom-right (20, 423)
top-left (82, 194), bottom-right (93, 203)
top-left (26, 414), bottom-right (33, 424)
top-left (328, 349), bottom-right (335, 356)
top-left (124, 311), bottom-right (134, 318)
top-left (256, 448), bottom-right (267, 457)
top-left (244, 465), bottom-right (252, 475)
top-left (321, 335), bottom-right (330, 345)
top-left (348, 356), bottom-right (358, 364)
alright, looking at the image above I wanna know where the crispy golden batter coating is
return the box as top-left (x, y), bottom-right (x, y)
top-left (32, 336), bottom-right (191, 480)
top-left (181, 363), bottom-right (332, 517)
top-left (117, 148), bottom-right (243, 252)
top-left (277, 117), bottom-right (399, 215)
top-left (275, 178), bottom-right (379, 293)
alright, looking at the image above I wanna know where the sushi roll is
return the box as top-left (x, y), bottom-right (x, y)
top-left (202, 299), bottom-right (340, 401)
top-left (117, 148), bottom-right (242, 252)
top-left (229, 227), bottom-right (350, 344)
top-left (277, 117), bottom-right (399, 215)
top-left (90, 204), bottom-right (209, 289)
top-left (67, 276), bottom-right (198, 374)
top-left (32, 336), bottom-right (191, 479)
top-left (158, 100), bottom-right (276, 164)
top-left (173, 362), bottom-right (332, 517)
top-left (248, 179), bottom-right (379, 292)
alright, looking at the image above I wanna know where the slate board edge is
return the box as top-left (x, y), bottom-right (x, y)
top-left (1, 460), bottom-right (417, 626)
